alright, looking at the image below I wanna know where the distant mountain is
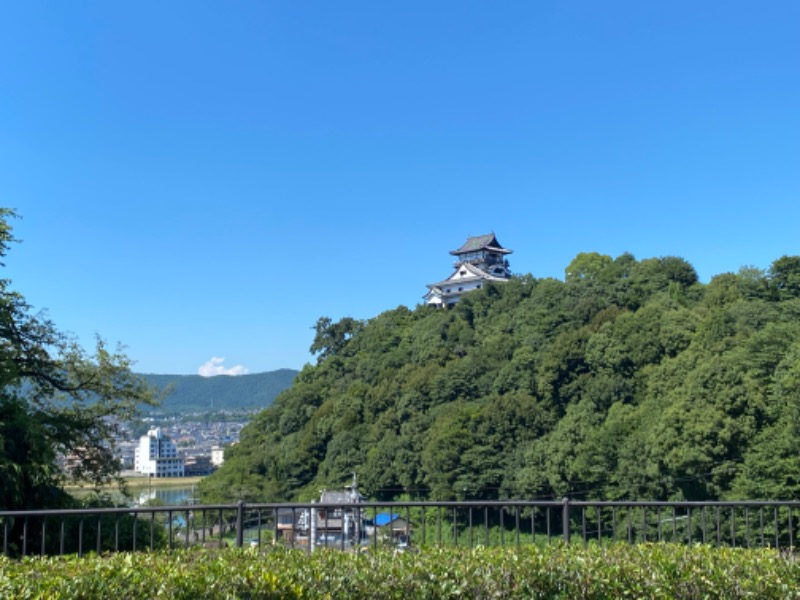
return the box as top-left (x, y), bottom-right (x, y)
top-left (140, 369), bottom-right (298, 413)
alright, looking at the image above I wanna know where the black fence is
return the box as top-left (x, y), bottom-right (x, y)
top-left (2, 498), bottom-right (798, 558)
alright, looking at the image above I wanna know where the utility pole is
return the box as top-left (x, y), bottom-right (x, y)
top-left (350, 471), bottom-right (361, 546)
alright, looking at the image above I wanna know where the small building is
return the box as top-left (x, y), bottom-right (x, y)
top-left (60, 446), bottom-right (110, 477)
top-left (277, 482), bottom-right (365, 547)
top-left (134, 427), bottom-right (185, 478)
top-left (184, 455), bottom-right (215, 476)
top-left (374, 512), bottom-right (411, 543)
top-left (425, 233), bottom-right (513, 306)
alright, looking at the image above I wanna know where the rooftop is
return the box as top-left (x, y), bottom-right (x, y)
top-left (450, 233), bottom-right (512, 256)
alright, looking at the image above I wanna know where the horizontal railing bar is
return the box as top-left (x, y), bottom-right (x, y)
top-left (4, 499), bottom-right (800, 519)
top-left (0, 504), bottom-right (240, 518)
top-left (567, 500), bottom-right (800, 508)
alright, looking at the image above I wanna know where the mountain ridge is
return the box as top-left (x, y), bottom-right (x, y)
top-left (140, 369), bottom-right (298, 413)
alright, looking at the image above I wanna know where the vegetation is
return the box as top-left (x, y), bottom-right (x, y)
top-left (2, 544), bottom-right (800, 598)
top-left (201, 251), bottom-right (800, 503)
top-left (141, 369), bottom-right (297, 414)
top-left (0, 211), bottom-right (157, 516)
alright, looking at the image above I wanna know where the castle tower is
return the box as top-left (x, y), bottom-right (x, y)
top-left (424, 233), bottom-right (512, 306)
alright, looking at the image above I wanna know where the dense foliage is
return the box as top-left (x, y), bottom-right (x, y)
top-left (202, 250), bottom-right (800, 504)
top-left (0, 209), bottom-right (157, 515)
top-left (3, 544), bottom-right (800, 599)
top-left (141, 369), bottom-right (297, 414)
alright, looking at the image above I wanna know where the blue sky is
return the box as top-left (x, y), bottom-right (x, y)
top-left (1, 2), bottom-right (798, 375)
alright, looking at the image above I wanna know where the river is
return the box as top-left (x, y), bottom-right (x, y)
top-left (132, 484), bottom-right (198, 506)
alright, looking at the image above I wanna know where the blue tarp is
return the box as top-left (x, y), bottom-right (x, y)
top-left (374, 513), bottom-right (401, 527)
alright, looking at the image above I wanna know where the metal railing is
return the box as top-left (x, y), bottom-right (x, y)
top-left (2, 498), bottom-right (798, 558)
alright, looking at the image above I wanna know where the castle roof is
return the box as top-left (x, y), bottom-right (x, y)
top-left (450, 233), bottom-right (512, 256)
top-left (426, 262), bottom-right (508, 290)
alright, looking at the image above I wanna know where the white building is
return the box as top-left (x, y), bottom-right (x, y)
top-left (210, 446), bottom-right (225, 467)
top-left (134, 427), bottom-right (185, 478)
top-left (425, 233), bottom-right (513, 306)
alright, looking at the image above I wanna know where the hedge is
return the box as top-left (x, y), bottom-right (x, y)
top-left (1, 543), bottom-right (799, 599)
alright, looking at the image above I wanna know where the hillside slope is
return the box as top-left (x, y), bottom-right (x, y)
top-left (200, 253), bottom-right (800, 503)
top-left (141, 369), bottom-right (298, 413)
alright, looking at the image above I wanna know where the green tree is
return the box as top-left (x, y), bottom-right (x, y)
top-left (0, 209), bottom-right (157, 514)
top-left (730, 342), bottom-right (800, 499)
top-left (769, 255), bottom-right (800, 299)
top-left (309, 316), bottom-right (363, 362)
top-left (565, 252), bottom-right (613, 282)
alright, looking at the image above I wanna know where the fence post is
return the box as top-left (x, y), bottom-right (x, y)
top-left (562, 497), bottom-right (570, 544)
top-left (236, 501), bottom-right (245, 548)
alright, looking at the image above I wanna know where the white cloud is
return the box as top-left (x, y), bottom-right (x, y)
top-left (198, 356), bottom-right (249, 377)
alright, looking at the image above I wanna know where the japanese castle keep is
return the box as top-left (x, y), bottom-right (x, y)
top-left (424, 233), bottom-right (513, 306)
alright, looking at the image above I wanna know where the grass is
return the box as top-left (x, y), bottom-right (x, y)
top-left (65, 475), bottom-right (205, 492)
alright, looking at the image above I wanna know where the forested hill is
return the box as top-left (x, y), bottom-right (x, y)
top-left (199, 253), bottom-right (800, 504)
top-left (141, 369), bottom-right (298, 413)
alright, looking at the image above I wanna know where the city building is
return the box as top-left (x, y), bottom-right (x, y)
top-left (184, 455), bottom-right (215, 476)
top-left (134, 427), bottom-right (185, 478)
top-left (425, 233), bottom-right (513, 306)
top-left (210, 446), bottom-right (226, 467)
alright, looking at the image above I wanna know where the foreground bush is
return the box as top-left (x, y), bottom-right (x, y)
top-left (1, 543), bottom-right (799, 599)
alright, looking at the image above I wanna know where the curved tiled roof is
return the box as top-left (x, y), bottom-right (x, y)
top-left (450, 233), bottom-right (512, 255)
top-left (426, 262), bottom-right (509, 289)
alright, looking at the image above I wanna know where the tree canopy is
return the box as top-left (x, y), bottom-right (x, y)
top-left (201, 250), bottom-right (800, 503)
top-left (0, 209), bottom-right (157, 511)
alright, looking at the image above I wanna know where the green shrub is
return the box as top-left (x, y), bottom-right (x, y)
top-left (1, 543), bottom-right (799, 599)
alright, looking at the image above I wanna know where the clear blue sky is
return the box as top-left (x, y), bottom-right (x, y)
top-left (1, 2), bottom-right (798, 375)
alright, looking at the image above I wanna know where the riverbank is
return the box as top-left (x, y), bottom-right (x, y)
top-left (65, 475), bottom-right (204, 492)
top-left (123, 475), bottom-right (205, 489)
